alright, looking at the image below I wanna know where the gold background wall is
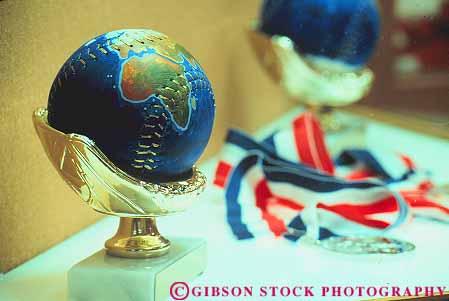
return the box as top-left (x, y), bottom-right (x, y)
top-left (0, 0), bottom-right (292, 272)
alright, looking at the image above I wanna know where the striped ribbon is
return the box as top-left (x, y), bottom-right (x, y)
top-left (214, 112), bottom-right (448, 241)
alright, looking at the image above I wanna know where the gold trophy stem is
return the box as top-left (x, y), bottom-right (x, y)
top-left (105, 217), bottom-right (171, 258)
top-left (303, 103), bottom-right (341, 132)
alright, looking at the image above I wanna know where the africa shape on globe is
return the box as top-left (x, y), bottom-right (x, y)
top-left (48, 29), bottom-right (215, 183)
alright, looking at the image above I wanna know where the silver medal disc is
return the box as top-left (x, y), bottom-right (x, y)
top-left (319, 237), bottom-right (416, 254)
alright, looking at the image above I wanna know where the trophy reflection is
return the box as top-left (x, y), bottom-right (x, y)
top-left (249, 0), bottom-right (380, 133)
top-left (33, 29), bottom-right (215, 301)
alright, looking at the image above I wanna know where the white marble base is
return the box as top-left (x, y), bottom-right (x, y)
top-left (68, 237), bottom-right (207, 301)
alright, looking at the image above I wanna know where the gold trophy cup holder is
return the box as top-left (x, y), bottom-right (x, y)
top-left (33, 108), bottom-right (206, 258)
top-left (248, 25), bottom-right (374, 132)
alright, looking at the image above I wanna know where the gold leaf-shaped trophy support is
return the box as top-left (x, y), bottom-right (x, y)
top-left (33, 108), bottom-right (206, 258)
top-left (248, 27), bottom-right (374, 107)
top-left (248, 26), bottom-right (374, 132)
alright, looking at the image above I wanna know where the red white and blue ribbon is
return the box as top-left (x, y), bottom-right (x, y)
top-left (214, 112), bottom-right (449, 241)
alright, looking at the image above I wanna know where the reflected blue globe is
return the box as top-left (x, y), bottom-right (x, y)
top-left (259, 0), bottom-right (381, 67)
top-left (48, 29), bottom-right (215, 183)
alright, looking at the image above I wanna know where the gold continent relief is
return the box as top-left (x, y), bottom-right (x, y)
top-left (109, 29), bottom-right (196, 64)
top-left (108, 29), bottom-right (195, 129)
top-left (121, 53), bottom-right (190, 129)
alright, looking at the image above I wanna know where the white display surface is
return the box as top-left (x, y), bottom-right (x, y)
top-left (1, 110), bottom-right (449, 301)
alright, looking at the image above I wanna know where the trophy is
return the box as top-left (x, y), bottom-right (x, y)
top-left (246, 1), bottom-right (417, 254)
top-left (248, 0), bottom-right (380, 138)
top-left (33, 29), bottom-right (215, 301)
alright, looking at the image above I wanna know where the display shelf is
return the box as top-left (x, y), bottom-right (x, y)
top-left (1, 110), bottom-right (448, 301)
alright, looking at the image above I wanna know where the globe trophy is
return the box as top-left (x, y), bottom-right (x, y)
top-left (33, 29), bottom-right (215, 301)
top-left (247, 1), bottom-right (417, 254)
top-left (248, 0), bottom-right (380, 138)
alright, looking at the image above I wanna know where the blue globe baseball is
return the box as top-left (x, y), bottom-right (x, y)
top-left (48, 29), bottom-right (215, 183)
top-left (259, 0), bottom-right (381, 67)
